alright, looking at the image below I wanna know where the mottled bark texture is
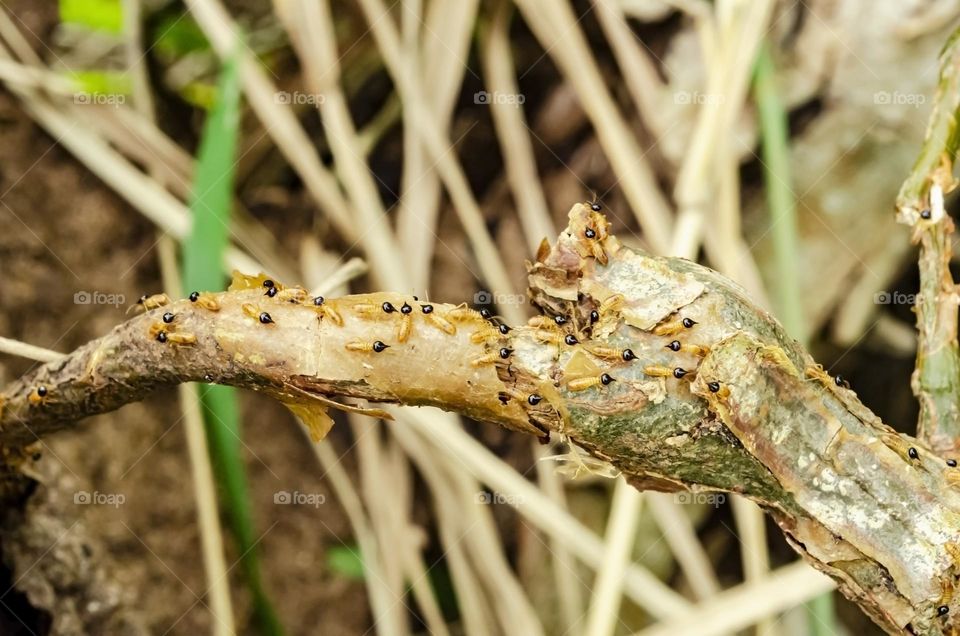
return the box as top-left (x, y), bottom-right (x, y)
top-left (2, 204), bottom-right (959, 634)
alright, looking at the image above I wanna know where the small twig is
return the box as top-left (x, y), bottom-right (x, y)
top-left (896, 26), bottom-right (960, 453)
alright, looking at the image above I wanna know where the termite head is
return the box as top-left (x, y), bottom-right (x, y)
top-left (704, 380), bottom-right (730, 399)
top-left (28, 385), bottom-right (48, 405)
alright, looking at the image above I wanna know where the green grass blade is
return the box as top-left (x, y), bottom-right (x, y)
top-left (182, 50), bottom-right (284, 636)
top-left (754, 43), bottom-right (835, 634)
top-left (753, 43), bottom-right (806, 347)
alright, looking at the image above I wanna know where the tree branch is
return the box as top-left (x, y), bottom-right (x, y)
top-left (896, 27), bottom-right (960, 453)
top-left (2, 205), bottom-right (959, 634)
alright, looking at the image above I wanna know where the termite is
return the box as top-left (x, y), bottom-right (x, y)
top-left (945, 542), bottom-right (960, 570)
top-left (447, 305), bottom-right (485, 323)
top-left (880, 432), bottom-right (923, 464)
top-left (497, 388), bottom-right (543, 406)
top-left (276, 287), bottom-right (308, 303)
top-left (311, 297), bottom-right (343, 326)
top-left (599, 294), bottom-right (624, 315)
top-left (645, 366), bottom-right (690, 379)
top-left (421, 304), bottom-right (456, 335)
top-left (471, 347), bottom-right (513, 367)
top-left (241, 303), bottom-right (274, 325)
top-left (532, 329), bottom-right (578, 346)
top-left (130, 293), bottom-right (171, 313)
top-left (397, 302), bottom-right (414, 343)
top-left (470, 324), bottom-right (502, 345)
top-left (345, 340), bottom-right (390, 353)
top-left (582, 344), bottom-right (637, 362)
top-left (28, 385), bottom-right (48, 405)
top-left (190, 292), bottom-right (221, 312)
top-left (945, 468), bottom-right (960, 488)
top-left (665, 340), bottom-right (710, 356)
top-left (148, 322), bottom-right (167, 340)
top-left (937, 577), bottom-right (954, 617)
top-left (567, 373), bottom-right (615, 392)
top-left (581, 206), bottom-right (610, 265)
top-left (353, 302), bottom-right (396, 317)
top-left (165, 333), bottom-right (197, 345)
top-left (653, 316), bottom-right (697, 337)
top-left (149, 321), bottom-right (196, 345)
top-left (527, 316), bottom-right (560, 330)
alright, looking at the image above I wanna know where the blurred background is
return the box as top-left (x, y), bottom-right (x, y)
top-left (0, 0), bottom-right (955, 634)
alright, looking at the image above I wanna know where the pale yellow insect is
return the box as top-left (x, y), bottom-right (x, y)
top-left (581, 207), bottom-right (611, 265)
top-left (321, 305), bottom-right (343, 327)
top-left (567, 373), bottom-right (615, 392)
top-left (421, 304), bottom-right (456, 335)
top-left (446, 305), bottom-right (483, 323)
top-left (192, 293), bottom-right (221, 312)
top-left (937, 576), bottom-right (954, 611)
top-left (165, 333), bottom-right (197, 346)
top-left (241, 303), bottom-right (262, 321)
top-left (653, 316), bottom-right (698, 337)
top-left (583, 343), bottom-right (638, 363)
top-left (130, 293), bottom-right (171, 313)
top-left (345, 339), bottom-right (390, 353)
top-left (527, 316), bottom-right (561, 331)
top-left (470, 324), bottom-right (502, 345)
top-left (644, 365), bottom-right (690, 380)
top-left (665, 340), bottom-right (710, 356)
top-left (275, 287), bottom-right (308, 303)
top-left (470, 347), bottom-right (512, 368)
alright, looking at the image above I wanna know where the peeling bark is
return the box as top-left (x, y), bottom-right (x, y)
top-left (2, 205), bottom-right (959, 633)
